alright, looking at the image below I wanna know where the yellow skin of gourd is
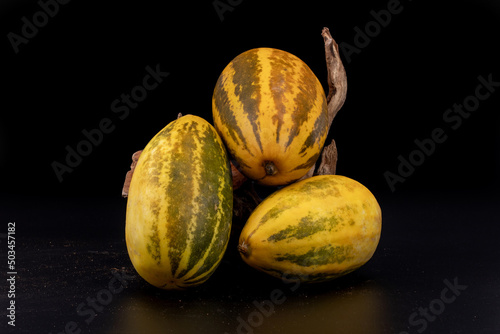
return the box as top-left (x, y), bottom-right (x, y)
top-left (212, 48), bottom-right (329, 186)
top-left (239, 175), bottom-right (382, 282)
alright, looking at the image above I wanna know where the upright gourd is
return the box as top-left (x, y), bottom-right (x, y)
top-left (125, 115), bottom-right (233, 290)
top-left (212, 48), bottom-right (329, 186)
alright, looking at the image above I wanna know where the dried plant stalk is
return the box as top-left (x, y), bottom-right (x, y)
top-left (122, 150), bottom-right (142, 197)
top-left (316, 139), bottom-right (338, 176)
top-left (301, 27), bottom-right (347, 180)
top-left (322, 27), bottom-right (347, 127)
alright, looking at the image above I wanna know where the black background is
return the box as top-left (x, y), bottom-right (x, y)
top-left (1, 0), bottom-right (499, 199)
top-left (1, 0), bottom-right (499, 333)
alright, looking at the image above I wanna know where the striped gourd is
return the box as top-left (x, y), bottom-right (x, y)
top-left (238, 175), bottom-right (382, 283)
top-left (212, 48), bottom-right (329, 186)
top-left (125, 115), bottom-right (233, 290)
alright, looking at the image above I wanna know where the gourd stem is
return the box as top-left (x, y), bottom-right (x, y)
top-left (238, 242), bottom-right (249, 256)
top-left (264, 161), bottom-right (278, 176)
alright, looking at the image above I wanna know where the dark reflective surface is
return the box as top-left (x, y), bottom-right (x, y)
top-left (2, 191), bottom-right (499, 333)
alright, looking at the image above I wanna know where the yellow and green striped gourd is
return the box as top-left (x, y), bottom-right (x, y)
top-left (238, 175), bottom-right (382, 283)
top-left (126, 115), bottom-right (233, 290)
top-left (213, 48), bottom-right (329, 186)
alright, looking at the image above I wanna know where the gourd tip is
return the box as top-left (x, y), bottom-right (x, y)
top-left (264, 161), bottom-right (278, 176)
top-left (238, 242), bottom-right (249, 256)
